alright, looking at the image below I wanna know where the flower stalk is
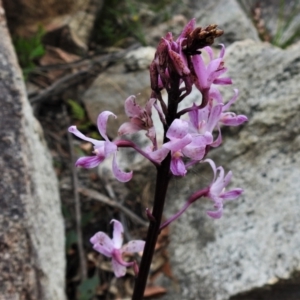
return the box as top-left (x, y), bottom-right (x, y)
top-left (68, 18), bottom-right (247, 300)
top-left (132, 72), bottom-right (181, 300)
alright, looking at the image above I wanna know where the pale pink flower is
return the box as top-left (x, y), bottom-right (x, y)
top-left (162, 119), bottom-right (192, 176)
top-left (68, 111), bottom-right (132, 182)
top-left (118, 96), bottom-right (156, 143)
top-left (219, 89), bottom-right (248, 126)
top-left (191, 45), bottom-right (232, 94)
top-left (187, 102), bottom-right (223, 147)
top-left (90, 220), bottom-right (145, 277)
top-left (205, 159), bottom-right (243, 219)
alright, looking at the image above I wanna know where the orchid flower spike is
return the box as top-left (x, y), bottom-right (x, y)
top-left (68, 111), bottom-right (133, 182)
top-left (204, 159), bottom-right (243, 219)
top-left (90, 220), bottom-right (145, 277)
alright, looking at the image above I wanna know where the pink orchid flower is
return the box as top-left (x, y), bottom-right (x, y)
top-left (90, 220), bottom-right (145, 277)
top-left (188, 101), bottom-right (223, 148)
top-left (162, 119), bottom-right (193, 176)
top-left (68, 111), bottom-right (132, 182)
top-left (205, 159), bottom-right (243, 219)
top-left (118, 96), bottom-right (156, 144)
top-left (191, 45), bottom-right (232, 95)
top-left (219, 89), bottom-right (248, 126)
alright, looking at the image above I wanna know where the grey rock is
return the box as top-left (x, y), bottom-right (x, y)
top-left (82, 55), bottom-right (152, 137)
top-left (124, 46), bottom-right (156, 72)
top-left (162, 40), bottom-right (300, 299)
top-left (0, 6), bottom-right (66, 300)
top-left (193, 0), bottom-right (260, 44)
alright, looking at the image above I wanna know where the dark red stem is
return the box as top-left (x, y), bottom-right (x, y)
top-left (131, 74), bottom-right (180, 300)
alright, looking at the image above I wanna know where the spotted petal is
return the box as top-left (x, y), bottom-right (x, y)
top-left (166, 119), bottom-right (189, 139)
top-left (97, 111), bottom-right (116, 141)
top-left (90, 232), bottom-right (114, 257)
top-left (111, 259), bottom-right (127, 278)
top-left (170, 156), bottom-right (186, 176)
top-left (122, 240), bottom-right (145, 253)
top-left (124, 95), bottom-right (142, 117)
top-left (75, 155), bottom-right (104, 168)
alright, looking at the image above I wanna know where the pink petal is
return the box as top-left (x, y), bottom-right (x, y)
top-left (168, 48), bottom-right (190, 76)
top-left (118, 122), bottom-right (141, 135)
top-left (209, 68), bottom-right (228, 85)
top-left (218, 44), bottom-right (225, 58)
top-left (209, 87), bottom-right (223, 103)
top-left (207, 58), bottom-right (223, 76)
top-left (75, 155), bottom-right (104, 168)
top-left (146, 126), bottom-right (156, 144)
top-left (122, 240), bottom-right (145, 253)
top-left (191, 55), bottom-right (208, 91)
top-left (221, 188), bottom-right (243, 200)
top-left (90, 232), bottom-right (114, 257)
top-left (206, 104), bottom-right (223, 132)
top-left (182, 134), bottom-right (211, 159)
top-left (176, 18), bottom-right (195, 41)
top-left (182, 143), bottom-right (206, 160)
top-left (163, 134), bottom-right (192, 152)
top-left (220, 114), bottom-right (248, 126)
top-left (213, 77), bottom-right (232, 85)
top-left (111, 219), bottom-right (124, 249)
top-left (124, 95), bottom-right (142, 117)
top-left (223, 89), bottom-right (239, 111)
top-left (211, 166), bottom-right (225, 195)
top-left (203, 46), bottom-right (213, 61)
top-left (197, 106), bottom-right (210, 126)
top-left (210, 126), bottom-right (222, 147)
top-left (153, 101), bottom-right (166, 124)
top-left (188, 103), bottom-right (199, 129)
top-left (111, 259), bottom-right (127, 278)
top-left (145, 98), bottom-right (156, 116)
top-left (148, 147), bottom-right (169, 163)
top-left (204, 159), bottom-right (217, 181)
top-left (104, 141), bottom-right (117, 157)
top-left (97, 111), bottom-right (116, 141)
top-left (170, 156), bottom-right (187, 176)
top-left (112, 153), bottom-right (133, 182)
top-left (223, 170), bottom-right (233, 187)
top-left (68, 126), bottom-right (101, 145)
top-left (206, 206), bottom-right (223, 219)
top-left (166, 119), bottom-right (189, 139)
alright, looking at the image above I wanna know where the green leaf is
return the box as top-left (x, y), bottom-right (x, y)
top-left (29, 45), bottom-right (45, 59)
top-left (67, 99), bottom-right (86, 121)
top-left (78, 275), bottom-right (99, 300)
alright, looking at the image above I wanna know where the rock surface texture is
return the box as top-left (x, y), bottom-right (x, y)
top-left (0, 4), bottom-right (66, 300)
top-left (162, 40), bottom-right (300, 300)
top-left (194, 0), bottom-right (260, 44)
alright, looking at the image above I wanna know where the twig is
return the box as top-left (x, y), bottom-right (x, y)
top-left (29, 68), bottom-right (99, 104)
top-left (78, 186), bottom-right (148, 227)
top-left (104, 182), bottom-right (133, 241)
top-left (28, 44), bottom-right (141, 104)
top-left (65, 108), bottom-right (87, 280)
top-left (31, 43), bottom-right (140, 72)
